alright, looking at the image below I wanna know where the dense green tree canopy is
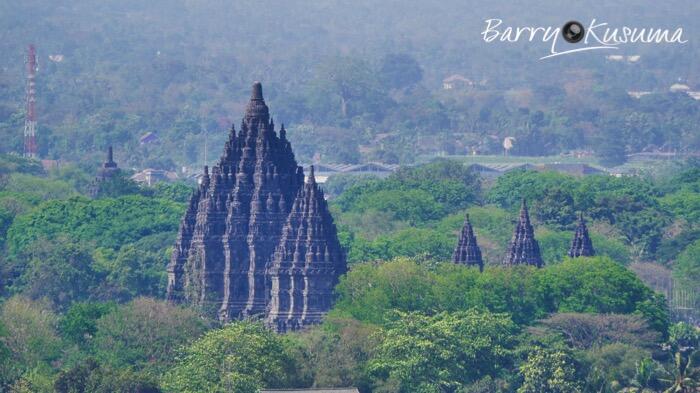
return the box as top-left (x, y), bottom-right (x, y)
top-left (379, 53), bottom-right (423, 90)
top-left (13, 238), bottom-right (99, 310)
top-left (92, 298), bottom-right (207, 375)
top-left (162, 322), bottom-right (306, 393)
top-left (0, 296), bottom-right (63, 386)
top-left (332, 257), bottom-right (668, 332)
top-left (518, 348), bottom-right (581, 393)
top-left (368, 310), bottom-right (517, 392)
top-left (59, 301), bottom-right (117, 348)
top-left (6, 195), bottom-right (184, 257)
top-left (54, 359), bottom-right (161, 393)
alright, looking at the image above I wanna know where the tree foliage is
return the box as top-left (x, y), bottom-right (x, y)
top-left (54, 358), bottom-right (161, 393)
top-left (536, 313), bottom-right (660, 350)
top-left (518, 348), bottom-right (582, 393)
top-left (295, 318), bottom-right (378, 391)
top-left (14, 237), bottom-right (100, 310)
top-left (368, 310), bottom-right (517, 393)
top-left (162, 321), bottom-right (305, 393)
top-left (92, 298), bottom-right (207, 375)
top-left (59, 301), bottom-right (117, 348)
top-left (6, 195), bottom-right (184, 257)
top-left (0, 296), bottom-right (62, 385)
top-left (333, 257), bottom-right (668, 333)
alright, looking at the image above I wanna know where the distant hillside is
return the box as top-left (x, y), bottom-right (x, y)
top-left (0, 0), bottom-right (698, 169)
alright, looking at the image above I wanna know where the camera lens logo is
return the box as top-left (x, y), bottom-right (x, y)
top-left (562, 21), bottom-right (585, 43)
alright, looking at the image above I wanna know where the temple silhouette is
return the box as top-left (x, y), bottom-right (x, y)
top-left (167, 82), bottom-right (346, 332)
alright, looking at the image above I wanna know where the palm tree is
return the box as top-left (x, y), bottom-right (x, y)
top-left (659, 351), bottom-right (700, 393)
top-left (617, 358), bottom-right (660, 393)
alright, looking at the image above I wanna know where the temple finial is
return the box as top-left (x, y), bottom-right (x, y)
top-left (251, 81), bottom-right (263, 101)
top-left (102, 145), bottom-right (117, 169)
top-left (244, 81), bottom-right (270, 121)
top-left (309, 165), bottom-right (316, 183)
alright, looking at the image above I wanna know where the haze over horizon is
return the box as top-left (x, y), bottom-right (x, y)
top-left (1, 0), bottom-right (698, 168)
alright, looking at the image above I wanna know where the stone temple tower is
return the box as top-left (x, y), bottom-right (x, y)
top-left (89, 146), bottom-right (120, 198)
top-left (503, 199), bottom-right (543, 267)
top-left (452, 214), bottom-right (483, 270)
top-left (568, 213), bottom-right (595, 258)
top-left (266, 166), bottom-right (346, 332)
top-left (167, 82), bottom-right (346, 330)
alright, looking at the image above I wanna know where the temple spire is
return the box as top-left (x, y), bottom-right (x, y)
top-left (568, 212), bottom-right (595, 258)
top-left (452, 214), bottom-right (483, 270)
top-left (244, 81), bottom-right (270, 123)
top-left (89, 145), bottom-right (120, 198)
top-left (167, 82), bottom-right (342, 332)
top-left (266, 163), bottom-right (345, 332)
top-left (503, 199), bottom-right (543, 267)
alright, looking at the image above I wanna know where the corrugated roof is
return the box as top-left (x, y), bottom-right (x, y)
top-left (309, 163), bottom-right (399, 173)
top-left (443, 74), bottom-right (472, 83)
top-left (466, 162), bottom-right (607, 176)
top-left (481, 163), bottom-right (535, 172)
top-left (542, 163), bottom-right (606, 175)
top-left (466, 163), bottom-right (499, 172)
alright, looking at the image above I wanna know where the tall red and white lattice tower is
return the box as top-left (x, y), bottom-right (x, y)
top-left (23, 44), bottom-right (38, 158)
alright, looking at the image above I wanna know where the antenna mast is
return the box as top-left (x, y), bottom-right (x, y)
top-left (23, 44), bottom-right (38, 158)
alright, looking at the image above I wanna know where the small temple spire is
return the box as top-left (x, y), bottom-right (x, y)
top-left (103, 146), bottom-right (117, 169)
top-left (90, 145), bottom-right (120, 198)
top-left (503, 199), bottom-right (543, 267)
top-left (452, 214), bottom-right (483, 270)
top-left (568, 212), bottom-right (595, 258)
